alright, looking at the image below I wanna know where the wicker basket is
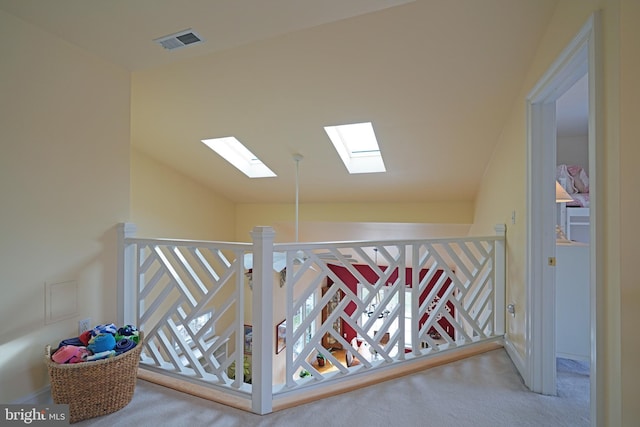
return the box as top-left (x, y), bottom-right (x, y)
top-left (45, 333), bottom-right (143, 424)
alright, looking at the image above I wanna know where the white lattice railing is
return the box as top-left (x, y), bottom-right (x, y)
top-left (117, 223), bottom-right (505, 415)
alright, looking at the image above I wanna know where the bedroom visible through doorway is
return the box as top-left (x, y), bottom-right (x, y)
top-left (526, 12), bottom-right (601, 426)
top-left (555, 72), bottom-right (591, 411)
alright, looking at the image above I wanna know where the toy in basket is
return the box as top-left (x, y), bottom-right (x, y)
top-left (45, 325), bottom-right (143, 424)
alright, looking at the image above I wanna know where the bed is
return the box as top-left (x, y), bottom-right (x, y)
top-left (557, 164), bottom-right (590, 243)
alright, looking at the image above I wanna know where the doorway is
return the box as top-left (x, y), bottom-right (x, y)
top-left (554, 73), bottom-right (591, 408)
top-left (526, 12), bottom-right (601, 425)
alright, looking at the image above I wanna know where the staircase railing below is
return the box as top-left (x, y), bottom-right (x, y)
top-left (117, 223), bottom-right (506, 415)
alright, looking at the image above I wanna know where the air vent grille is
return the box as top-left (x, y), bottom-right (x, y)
top-left (154, 29), bottom-right (204, 51)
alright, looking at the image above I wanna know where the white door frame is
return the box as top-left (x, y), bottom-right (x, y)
top-left (525, 12), bottom-right (602, 425)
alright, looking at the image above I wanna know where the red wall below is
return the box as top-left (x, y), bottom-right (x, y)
top-left (326, 264), bottom-right (454, 344)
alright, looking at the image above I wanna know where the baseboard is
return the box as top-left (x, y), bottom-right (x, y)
top-left (556, 351), bottom-right (590, 363)
top-left (503, 335), bottom-right (527, 385)
top-left (12, 385), bottom-right (52, 404)
top-left (273, 340), bottom-right (503, 412)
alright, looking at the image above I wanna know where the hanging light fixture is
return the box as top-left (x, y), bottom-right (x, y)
top-left (293, 154), bottom-right (303, 243)
top-left (288, 153), bottom-right (356, 266)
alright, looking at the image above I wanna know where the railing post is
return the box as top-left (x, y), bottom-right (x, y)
top-left (117, 222), bottom-right (137, 326)
top-left (250, 226), bottom-right (275, 415)
top-left (494, 224), bottom-right (506, 336)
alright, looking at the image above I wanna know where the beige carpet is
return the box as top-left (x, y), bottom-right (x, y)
top-left (66, 349), bottom-right (588, 427)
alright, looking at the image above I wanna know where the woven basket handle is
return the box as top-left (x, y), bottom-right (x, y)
top-left (45, 345), bottom-right (52, 360)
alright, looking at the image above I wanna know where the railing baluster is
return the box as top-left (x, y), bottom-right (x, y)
top-left (494, 224), bottom-right (506, 336)
top-left (117, 222), bottom-right (137, 326)
top-left (250, 226), bottom-right (275, 415)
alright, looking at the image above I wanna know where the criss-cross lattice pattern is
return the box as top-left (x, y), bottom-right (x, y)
top-left (133, 240), bottom-right (249, 390)
top-left (412, 239), bottom-right (497, 350)
top-left (278, 237), bottom-right (502, 390)
top-left (121, 228), bottom-right (504, 410)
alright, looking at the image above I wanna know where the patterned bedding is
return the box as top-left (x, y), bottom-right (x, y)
top-left (557, 164), bottom-right (590, 207)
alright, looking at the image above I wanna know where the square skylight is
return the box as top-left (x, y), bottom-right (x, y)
top-left (324, 122), bottom-right (386, 174)
top-left (201, 137), bottom-right (276, 178)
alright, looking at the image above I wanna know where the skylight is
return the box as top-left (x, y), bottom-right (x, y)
top-left (324, 122), bottom-right (386, 174)
top-left (201, 137), bottom-right (276, 178)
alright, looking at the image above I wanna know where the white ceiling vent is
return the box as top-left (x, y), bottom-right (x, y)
top-left (154, 29), bottom-right (204, 50)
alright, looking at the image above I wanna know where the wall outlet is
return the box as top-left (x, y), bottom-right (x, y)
top-left (78, 318), bottom-right (92, 335)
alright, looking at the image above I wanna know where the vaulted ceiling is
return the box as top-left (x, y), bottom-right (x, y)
top-left (0, 0), bottom-right (560, 204)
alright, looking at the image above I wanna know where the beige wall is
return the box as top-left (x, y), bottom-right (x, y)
top-left (469, 0), bottom-right (589, 353)
top-left (3, 2), bottom-right (637, 422)
top-left (557, 135), bottom-right (589, 173)
top-left (470, 0), bottom-right (639, 424)
top-left (235, 201), bottom-right (474, 242)
top-left (619, 0), bottom-right (639, 424)
top-left (0, 11), bottom-right (131, 403)
top-left (130, 149), bottom-right (236, 241)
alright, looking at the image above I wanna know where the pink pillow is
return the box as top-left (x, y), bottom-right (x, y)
top-left (567, 165), bottom-right (589, 193)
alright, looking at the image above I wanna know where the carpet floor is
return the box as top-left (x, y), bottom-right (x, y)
top-left (66, 348), bottom-right (589, 427)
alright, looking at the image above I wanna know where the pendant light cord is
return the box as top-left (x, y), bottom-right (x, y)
top-left (293, 154), bottom-right (303, 243)
top-left (295, 158), bottom-right (299, 242)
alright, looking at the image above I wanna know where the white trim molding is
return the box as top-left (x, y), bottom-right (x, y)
top-left (526, 11), bottom-right (601, 426)
top-left (503, 335), bottom-right (526, 379)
